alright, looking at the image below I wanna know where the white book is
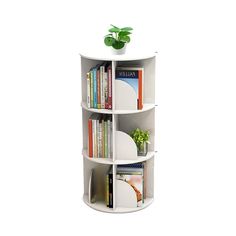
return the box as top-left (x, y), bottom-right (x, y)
top-left (87, 72), bottom-right (90, 108)
top-left (92, 119), bottom-right (97, 158)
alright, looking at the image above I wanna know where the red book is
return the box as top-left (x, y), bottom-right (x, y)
top-left (138, 70), bottom-right (143, 110)
top-left (108, 66), bottom-right (112, 109)
top-left (88, 119), bottom-right (93, 157)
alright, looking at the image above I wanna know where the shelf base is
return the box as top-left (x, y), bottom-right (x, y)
top-left (83, 195), bottom-right (154, 213)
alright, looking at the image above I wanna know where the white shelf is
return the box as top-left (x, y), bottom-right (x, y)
top-left (80, 50), bottom-right (156, 62)
top-left (81, 101), bottom-right (155, 114)
top-left (83, 149), bottom-right (155, 165)
top-left (81, 52), bottom-right (156, 213)
top-left (83, 194), bottom-right (154, 213)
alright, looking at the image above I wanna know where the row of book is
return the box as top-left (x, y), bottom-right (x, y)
top-left (86, 64), bottom-right (144, 110)
top-left (106, 162), bottom-right (146, 208)
top-left (88, 114), bottom-right (112, 158)
top-left (87, 63), bottom-right (112, 109)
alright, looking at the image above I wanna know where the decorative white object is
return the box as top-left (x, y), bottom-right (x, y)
top-left (80, 51), bottom-right (157, 213)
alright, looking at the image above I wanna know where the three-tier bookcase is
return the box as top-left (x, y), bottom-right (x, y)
top-left (80, 51), bottom-right (156, 213)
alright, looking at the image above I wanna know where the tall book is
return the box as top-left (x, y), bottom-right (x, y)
top-left (86, 72), bottom-right (91, 108)
top-left (116, 67), bottom-right (144, 110)
top-left (107, 65), bottom-right (112, 109)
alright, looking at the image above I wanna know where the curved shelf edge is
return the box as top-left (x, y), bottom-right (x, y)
top-left (80, 51), bottom-right (157, 62)
top-left (83, 195), bottom-right (154, 213)
top-left (82, 149), bottom-right (155, 164)
top-left (81, 102), bottom-right (155, 114)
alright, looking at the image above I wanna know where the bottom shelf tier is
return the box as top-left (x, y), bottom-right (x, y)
top-left (83, 194), bottom-right (154, 213)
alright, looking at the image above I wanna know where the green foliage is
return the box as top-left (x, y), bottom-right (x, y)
top-left (104, 24), bottom-right (133, 50)
top-left (130, 128), bottom-right (150, 150)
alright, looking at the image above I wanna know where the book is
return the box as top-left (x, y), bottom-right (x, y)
top-left (117, 163), bottom-right (144, 207)
top-left (108, 65), bottom-right (112, 109)
top-left (87, 72), bottom-right (90, 108)
top-left (97, 69), bottom-right (101, 109)
top-left (106, 167), bottom-right (113, 208)
top-left (116, 67), bottom-right (144, 110)
top-left (90, 71), bottom-right (94, 108)
top-left (88, 114), bottom-right (112, 158)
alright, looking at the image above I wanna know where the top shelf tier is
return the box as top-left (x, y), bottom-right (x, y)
top-left (80, 50), bottom-right (157, 61)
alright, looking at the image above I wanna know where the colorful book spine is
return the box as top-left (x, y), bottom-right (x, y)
top-left (97, 69), bottom-right (101, 109)
top-left (93, 68), bottom-right (97, 108)
top-left (87, 72), bottom-right (90, 108)
top-left (108, 65), bottom-right (112, 109)
top-left (90, 71), bottom-right (93, 108)
top-left (100, 66), bottom-right (105, 109)
top-left (104, 72), bottom-right (108, 109)
top-left (138, 70), bottom-right (143, 110)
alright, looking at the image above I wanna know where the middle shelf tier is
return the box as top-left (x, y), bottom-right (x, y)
top-left (81, 101), bottom-right (155, 114)
top-left (82, 149), bottom-right (156, 164)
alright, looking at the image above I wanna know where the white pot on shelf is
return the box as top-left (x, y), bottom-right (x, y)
top-left (111, 44), bottom-right (127, 55)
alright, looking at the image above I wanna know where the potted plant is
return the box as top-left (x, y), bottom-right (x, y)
top-left (130, 128), bottom-right (150, 156)
top-left (104, 24), bottom-right (133, 55)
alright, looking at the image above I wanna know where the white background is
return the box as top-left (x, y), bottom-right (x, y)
top-left (0, 0), bottom-right (236, 235)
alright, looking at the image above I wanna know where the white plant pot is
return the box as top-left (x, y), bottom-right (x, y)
top-left (111, 44), bottom-right (127, 55)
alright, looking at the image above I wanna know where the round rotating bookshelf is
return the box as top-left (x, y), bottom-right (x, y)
top-left (80, 51), bottom-right (157, 213)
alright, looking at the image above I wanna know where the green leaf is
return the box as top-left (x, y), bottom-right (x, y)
top-left (109, 27), bottom-right (120, 33)
top-left (112, 40), bottom-right (125, 49)
top-left (120, 35), bottom-right (130, 43)
top-left (118, 31), bottom-right (131, 38)
top-left (121, 27), bottom-right (133, 31)
top-left (110, 24), bottom-right (120, 30)
top-left (104, 37), bottom-right (115, 46)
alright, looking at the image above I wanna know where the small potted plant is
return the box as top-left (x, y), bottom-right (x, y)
top-left (104, 24), bottom-right (133, 55)
top-left (130, 128), bottom-right (150, 156)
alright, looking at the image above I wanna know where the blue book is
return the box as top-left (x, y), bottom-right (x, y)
top-left (93, 66), bottom-right (99, 108)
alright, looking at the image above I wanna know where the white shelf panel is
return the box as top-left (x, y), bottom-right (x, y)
top-left (83, 195), bottom-right (153, 213)
top-left (80, 50), bottom-right (156, 62)
top-left (114, 198), bottom-right (154, 213)
top-left (81, 101), bottom-right (155, 114)
top-left (83, 195), bottom-right (114, 213)
top-left (114, 151), bottom-right (155, 164)
top-left (83, 149), bottom-right (155, 165)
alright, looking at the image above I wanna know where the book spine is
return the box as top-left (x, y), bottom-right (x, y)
top-left (96, 119), bottom-right (99, 158)
top-left (106, 174), bottom-right (109, 207)
top-left (88, 119), bottom-right (93, 157)
top-left (104, 120), bottom-right (108, 158)
top-left (87, 72), bottom-right (90, 108)
top-left (110, 120), bottom-right (112, 157)
top-left (109, 173), bottom-right (113, 208)
top-left (90, 71), bottom-right (93, 108)
top-left (138, 70), bottom-right (143, 110)
top-left (108, 66), bottom-right (112, 109)
top-left (92, 119), bottom-right (97, 158)
top-left (100, 66), bottom-right (104, 109)
top-left (93, 68), bottom-right (97, 108)
top-left (97, 69), bottom-right (101, 109)
top-left (99, 120), bottom-right (103, 158)
top-left (107, 119), bottom-right (110, 159)
top-left (104, 72), bottom-right (108, 109)
top-left (102, 119), bottom-right (105, 158)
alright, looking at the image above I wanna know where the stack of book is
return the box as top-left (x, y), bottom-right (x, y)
top-left (106, 162), bottom-right (146, 208)
top-left (116, 66), bottom-right (144, 110)
top-left (87, 63), bottom-right (112, 109)
top-left (88, 114), bottom-right (112, 158)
